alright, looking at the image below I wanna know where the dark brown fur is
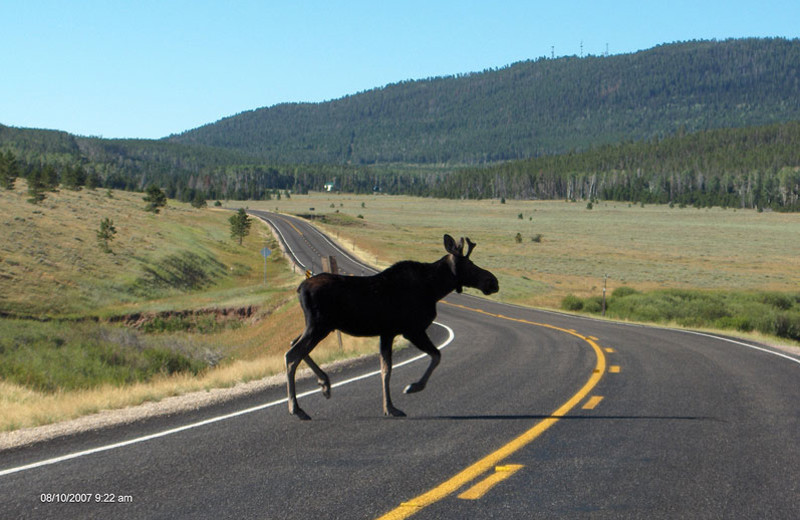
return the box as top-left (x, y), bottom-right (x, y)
top-left (285, 234), bottom-right (499, 419)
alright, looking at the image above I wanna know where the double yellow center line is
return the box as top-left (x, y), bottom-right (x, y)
top-left (376, 302), bottom-right (607, 520)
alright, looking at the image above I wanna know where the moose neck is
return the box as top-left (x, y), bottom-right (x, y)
top-left (426, 256), bottom-right (461, 301)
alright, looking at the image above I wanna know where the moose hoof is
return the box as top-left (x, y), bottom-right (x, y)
top-left (403, 382), bottom-right (425, 394)
top-left (320, 382), bottom-right (331, 399)
top-left (384, 407), bottom-right (406, 418)
top-left (292, 408), bottom-right (312, 421)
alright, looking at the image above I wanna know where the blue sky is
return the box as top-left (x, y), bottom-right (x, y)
top-left (3, 0), bottom-right (798, 139)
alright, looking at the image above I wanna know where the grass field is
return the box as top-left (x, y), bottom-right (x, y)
top-left (247, 193), bottom-right (800, 308)
top-left (2, 185), bottom-right (798, 431)
top-left (0, 183), bottom-right (375, 431)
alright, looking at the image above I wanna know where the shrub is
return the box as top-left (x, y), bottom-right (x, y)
top-left (715, 316), bottom-right (755, 332)
top-left (772, 312), bottom-right (800, 341)
top-left (583, 296), bottom-right (603, 313)
top-left (561, 294), bottom-right (584, 311)
top-left (611, 286), bottom-right (639, 298)
top-left (761, 292), bottom-right (795, 310)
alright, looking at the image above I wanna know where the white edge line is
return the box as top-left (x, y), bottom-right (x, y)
top-left (305, 222), bottom-right (378, 274)
top-left (678, 329), bottom-right (800, 365)
top-left (456, 294), bottom-right (800, 365)
top-left (0, 322), bottom-right (456, 478)
top-left (251, 213), bottom-right (306, 270)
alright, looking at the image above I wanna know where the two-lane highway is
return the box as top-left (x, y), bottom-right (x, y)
top-left (1, 210), bottom-right (798, 519)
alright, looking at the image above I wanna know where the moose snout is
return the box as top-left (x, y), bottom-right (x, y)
top-left (481, 274), bottom-right (499, 295)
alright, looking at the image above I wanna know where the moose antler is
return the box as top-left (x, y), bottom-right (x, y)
top-left (465, 237), bottom-right (476, 258)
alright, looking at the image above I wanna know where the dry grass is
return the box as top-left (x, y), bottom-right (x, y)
top-left (250, 194), bottom-right (800, 308)
top-left (0, 294), bottom-right (387, 431)
top-left (3, 187), bottom-right (798, 432)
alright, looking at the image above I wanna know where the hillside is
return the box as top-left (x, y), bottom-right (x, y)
top-left (0, 181), bottom-right (288, 318)
top-left (169, 38), bottom-right (800, 165)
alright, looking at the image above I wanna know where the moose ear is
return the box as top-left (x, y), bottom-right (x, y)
top-left (443, 234), bottom-right (462, 256)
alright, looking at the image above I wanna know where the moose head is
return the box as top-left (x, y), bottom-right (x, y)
top-left (443, 234), bottom-right (499, 295)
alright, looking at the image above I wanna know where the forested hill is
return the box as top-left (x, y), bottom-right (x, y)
top-left (169, 38), bottom-right (800, 165)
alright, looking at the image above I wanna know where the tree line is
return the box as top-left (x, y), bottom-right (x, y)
top-left (427, 121), bottom-right (800, 210)
top-left (3, 121), bottom-right (800, 211)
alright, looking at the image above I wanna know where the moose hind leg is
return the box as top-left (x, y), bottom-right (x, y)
top-left (402, 331), bottom-right (441, 394)
top-left (285, 328), bottom-right (328, 420)
top-left (380, 334), bottom-right (405, 417)
top-left (303, 355), bottom-right (331, 398)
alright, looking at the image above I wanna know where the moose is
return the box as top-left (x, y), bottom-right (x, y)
top-left (285, 234), bottom-right (499, 420)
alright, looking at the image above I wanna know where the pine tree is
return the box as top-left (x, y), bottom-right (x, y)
top-left (229, 208), bottom-right (252, 245)
top-left (1, 150), bottom-right (19, 190)
top-left (42, 164), bottom-right (60, 191)
top-left (63, 164), bottom-right (87, 190)
top-left (26, 168), bottom-right (47, 204)
top-left (96, 218), bottom-right (117, 253)
top-left (86, 171), bottom-right (101, 190)
top-left (143, 184), bottom-right (167, 213)
top-left (191, 191), bottom-right (207, 208)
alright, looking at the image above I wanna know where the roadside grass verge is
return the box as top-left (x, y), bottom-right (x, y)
top-left (0, 295), bottom-right (386, 432)
top-left (1, 182), bottom-right (321, 431)
top-left (561, 288), bottom-right (800, 342)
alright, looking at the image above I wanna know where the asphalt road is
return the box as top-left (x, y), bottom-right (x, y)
top-left (1, 211), bottom-right (798, 519)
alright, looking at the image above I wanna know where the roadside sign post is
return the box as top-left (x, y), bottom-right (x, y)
top-left (321, 255), bottom-right (343, 352)
top-left (260, 247), bottom-right (271, 285)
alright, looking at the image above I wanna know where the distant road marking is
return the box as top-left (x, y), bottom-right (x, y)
top-left (0, 324), bottom-right (455, 478)
top-left (605, 347), bottom-right (615, 353)
top-left (582, 396), bottom-right (604, 410)
top-left (609, 365), bottom-right (621, 373)
top-left (276, 214), bottom-right (303, 235)
top-left (377, 303), bottom-right (606, 520)
top-left (457, 464), bottom-right (524, 500)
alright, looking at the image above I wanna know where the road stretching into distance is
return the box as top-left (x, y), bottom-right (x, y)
top-left (1, 210), bottom-right (798, 519)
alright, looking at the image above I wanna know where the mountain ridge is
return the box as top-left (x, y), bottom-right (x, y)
top-left (168, 38), bottom-right (800, 164)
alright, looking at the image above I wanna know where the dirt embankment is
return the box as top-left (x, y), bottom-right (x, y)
top-left (108, 305), bottom-right (260, 329)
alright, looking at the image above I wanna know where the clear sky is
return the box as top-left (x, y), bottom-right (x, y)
top-left (3, 0), bottom-right (798, 139)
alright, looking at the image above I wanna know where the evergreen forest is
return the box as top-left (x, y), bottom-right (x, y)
top-left (170, 38), bottom-right (800, 164)
top-left (1, 38), bottom-right (800, 210)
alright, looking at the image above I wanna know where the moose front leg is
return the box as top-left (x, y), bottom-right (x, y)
top-left (379, 334), bottom-right (406, 417)
top-left (285, 327), bottom-right (329, 420)
top-left (402, 330), bottom-right (441, 394)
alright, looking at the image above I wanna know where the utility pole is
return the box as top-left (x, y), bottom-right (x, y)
top-left (602, 274), bottom-right (608, 317)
